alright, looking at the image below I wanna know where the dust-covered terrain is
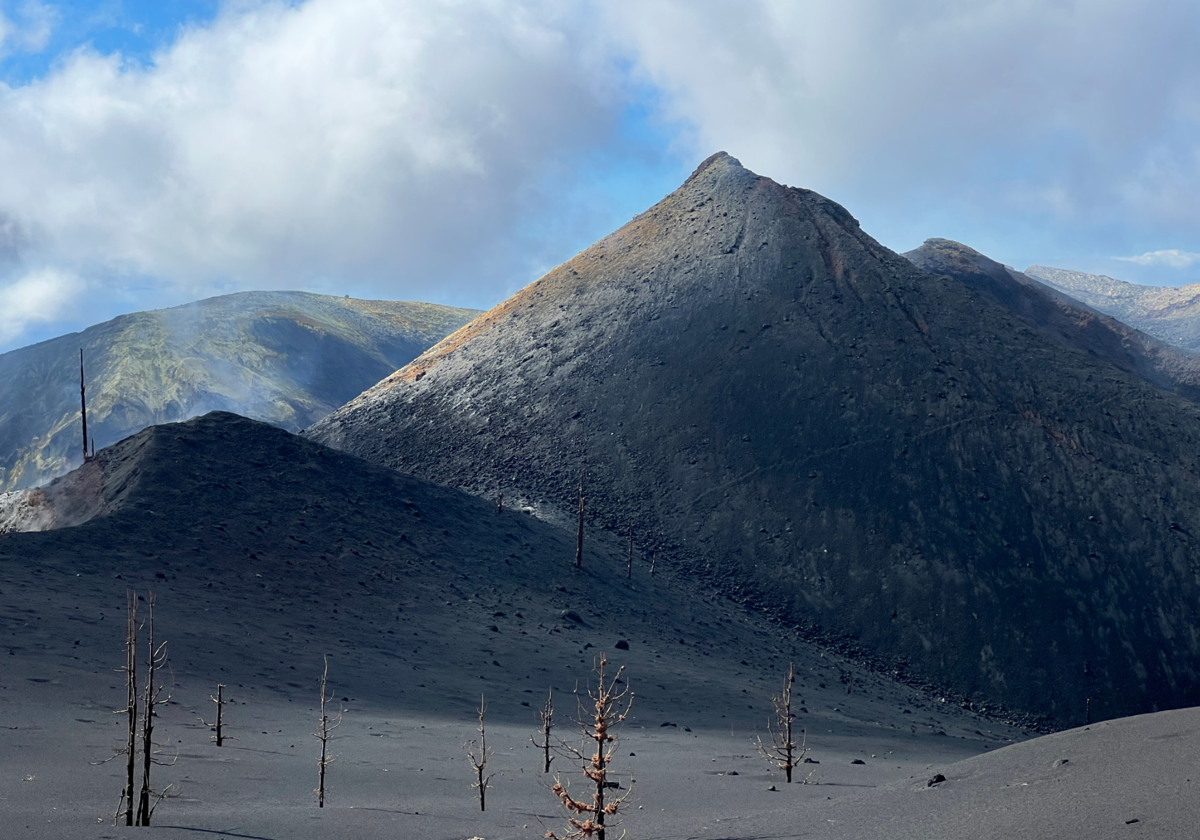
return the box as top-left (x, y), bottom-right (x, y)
top-left (4, 413), bottom-right (1198, 839)
top-left (307, 153), bottom-right (1200, 725)
top-left (0, 291), bottom-right (479, 492)
top-left (5, 412), bottom-right (1197, 839)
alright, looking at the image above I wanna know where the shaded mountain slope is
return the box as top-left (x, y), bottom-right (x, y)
top-left (0, 410), bottom-right (1017, 734)
top-left (906, 239), bottom-right (1200, 401)
top-left (309, 152), bottom-right (1200, 725)
top-left (0, 411), bottom-right (1081, 839)
top-left (1026, 265), bottom-right (1200, 353)
top-left (0, 291), bottom-right (479, 492)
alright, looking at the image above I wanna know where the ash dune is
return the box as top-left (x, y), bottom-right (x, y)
top-left (309, 152), bottom-right (1200, 726)
top-left (0, 290), bottom-right (479, 493)
top-left (0, 412), bottom-right (1025, 839)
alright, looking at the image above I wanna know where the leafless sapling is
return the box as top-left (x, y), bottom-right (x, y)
top-left (574, 470), bottom-right (586, 570)
top-left (314, 655), bottom-right (342, 807)
top-left (200, 684), bottom-right (228, 746)
top-left (135, 592), bottom-right (174, 825)
top-left (466, 694), bottom-right (494, 811)
top-left (755, 662), bottom-right (811, 784)
top-left (547, 654), bottom-right (633, 840)
top-left (531, 687), bottom-right (555, 773)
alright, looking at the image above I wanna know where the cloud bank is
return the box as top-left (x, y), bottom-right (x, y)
top-left (0, 0), bottom-right (633, 345)
top-left (1116, 250), bottom-right (1200, 269)
top-left (606, 0), bottom-right (1200, 256)
top-left (1, 0), bottom-right (1199, 350)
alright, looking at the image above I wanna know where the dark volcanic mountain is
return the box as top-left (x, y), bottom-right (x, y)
top-left (906, 239), bottom-right (1200, 402)
top-left (1026, 265), bottom-right (1200, 353)
top-left (0, 291), bottom-right (479, 491)
top-left (308, 153), bottom-right (1200, 725)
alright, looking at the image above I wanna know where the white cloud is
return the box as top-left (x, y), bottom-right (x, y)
top-left (1115, 249), bottom-right (1200, 269)
top-left (0, 0), bottom-right (623, 309)
top-left (0, 268), bottom-right (82, 344)
top-left (3, 0), bottom-right (1200, 349)
top-left (0, 1), bottom-right (57, 55)
top-left (600, 0), bottom-right (1200, 246)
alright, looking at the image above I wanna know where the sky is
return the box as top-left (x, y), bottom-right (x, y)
top-left (1, 0), bottom-right (1198, 352)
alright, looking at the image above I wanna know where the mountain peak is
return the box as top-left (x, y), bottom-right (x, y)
top-left (309, 154), bottom-right (1200, 724)
top-left (683, 150), bottom-right (744, 183)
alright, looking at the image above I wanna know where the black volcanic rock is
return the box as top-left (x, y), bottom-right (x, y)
top-left (0, 291), bottom-right (479, 491)
top-left (905, 239), bottom-right (1200, 402)
top-left (307, 152), bottom-right (1200, 724)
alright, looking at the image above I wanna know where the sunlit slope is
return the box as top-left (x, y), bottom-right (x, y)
top-left (1027, 264), bottom-right (1200, 353)
top-left (0, 291), bottom-right (479, 491)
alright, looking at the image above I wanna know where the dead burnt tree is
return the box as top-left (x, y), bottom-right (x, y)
top-left (135, 592), bottom-right (173, 825)
top-left (314, 656), bottom-right (342, 807)
top-left (547, 655), bottom-right (633, 840)
top-left (466, 694), bottom-right (494, 811)
top-left (531, 687), bottom-right (554, 773)
top-left (200, 684), bottom-right (228, 746)
top-left (755, 662), bottom-right (811, 784)
top-left (119, 590), bottom-right (138, 825)
top-left (574, 470), bottom-right (586, 570)
top-left (79, 349), bottom-right (90, 462)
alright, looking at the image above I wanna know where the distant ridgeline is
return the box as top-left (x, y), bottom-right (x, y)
top-left (309, 152), bottom-right (1200, 727)
top-left (0, 291), bottom-right (479, 491)
top-left (1025, 265), bottom-right (1200, 354)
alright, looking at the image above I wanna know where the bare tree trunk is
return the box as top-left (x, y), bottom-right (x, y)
top-left (79, 349), bottom-right (89, 462)
top-left (315, 656), bottom-right (340, 807)
top-left (123, 591), bottom-right (138, 826)
top-left (757, 662), bottom-right (809, 784)
top-left (548, 655), bottom-right (633, 840)
top-left (136, 593), bottom-right (164, 825)
top-left (213, 685), bottom-right (225, 746)
top-left (531, 688), bottom-right (554, 773)
top-left (574, 471), bottom-right (585, 570)
top-left (467, 694), bottom-right (493, 811)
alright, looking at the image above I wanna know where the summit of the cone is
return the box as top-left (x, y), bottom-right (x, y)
top-left (683, 150), bottom-right (743, 183)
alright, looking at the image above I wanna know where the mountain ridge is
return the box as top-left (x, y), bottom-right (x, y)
top-left (0, 290), bottom-right (480, 491)
top-left (1026, 265), bottom-right (1200, 352)
top-left (906, 238), bottom-right (1200, 402)
top-left (308, 152), bottom-right (1200, 724)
